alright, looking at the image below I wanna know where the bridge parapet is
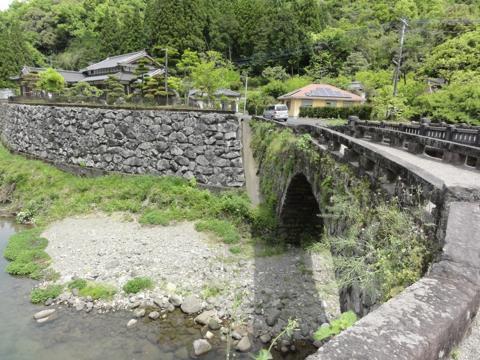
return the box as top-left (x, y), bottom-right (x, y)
top-left (342, 119), bottom-right (480, 169)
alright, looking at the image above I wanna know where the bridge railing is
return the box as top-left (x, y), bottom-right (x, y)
top-left (348, 119), bottom-right (480, 147)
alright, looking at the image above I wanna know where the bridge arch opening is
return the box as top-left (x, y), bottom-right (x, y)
top-left (279, 173), bottom-right (323, 245)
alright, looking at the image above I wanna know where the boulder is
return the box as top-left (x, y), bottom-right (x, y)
top-left (181, 296), bottom-right (202, 314)
top-left (193, 339), bottom-right (212, 356)
top-left (33, 309), bottom-right (56, 320)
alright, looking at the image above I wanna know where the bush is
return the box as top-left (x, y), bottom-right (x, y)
top-left (78, 282), bottom-right (117, 299)
top-left (123, 277), bottom-right (153, 294)
top-left (67, 278), bottom-right (87, 290)
top-left (299, 105), bottom-right (372, 120)
top-left (30, 284), bottom-right (63, 304)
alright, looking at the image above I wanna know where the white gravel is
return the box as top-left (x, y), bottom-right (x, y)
top-left (44, 214), bottom-right (225, 292)
top-left (42, 214), bottom-right (340, 338)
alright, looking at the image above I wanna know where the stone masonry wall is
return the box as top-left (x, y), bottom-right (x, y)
top-left (0, 104), bottom-right (245, 187)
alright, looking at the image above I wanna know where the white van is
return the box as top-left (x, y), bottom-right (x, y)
top-left (263, 104), bottom-right (289, 122)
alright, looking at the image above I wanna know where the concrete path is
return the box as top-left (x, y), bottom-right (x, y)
top-left (242, 119), bottom-right (261, 207)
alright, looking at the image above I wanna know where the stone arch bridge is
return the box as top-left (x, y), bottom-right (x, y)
top-left (247, 118), bottom-right (480, 360)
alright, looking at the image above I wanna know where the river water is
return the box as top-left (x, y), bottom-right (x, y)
top-left (0, 218), bottom-right (316, 360)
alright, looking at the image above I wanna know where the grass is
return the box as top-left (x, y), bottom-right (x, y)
top-left (30, 284), bottom-right (63, 304)
top-left (3, 228), bottom-right (50, 279)
top-left (201, 282), bottom-right (225, 299)
top-left (123, 277), bottom-right (153, 294)
top-left (78, 282), bottom-right (117, 300)
top-left (195, 219), bottom-right (240, 244)
top-left (0, 144), bottom-right (263, 280)
top-left (67, 278), bottom-right (88, 290)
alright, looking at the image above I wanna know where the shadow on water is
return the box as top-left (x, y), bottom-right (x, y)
top-left (252, 174), bottom-right (336, 359)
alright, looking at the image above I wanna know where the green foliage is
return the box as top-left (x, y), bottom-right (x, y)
top-left (190, 52), bottom-right (240, 99)
top-left (195, 219), bottom-right (240, 244)
top-left (105, 76), bottom-right (124, 105)
top-left (30, 285), bottom-right (63, 304)
top-left (299, 105), bottom-right (373, 120)
top-left (68, 278), bottom-right (87, 290)
top-left (123, 277), bottom-right (154, 294)
top-left (36, 68), bottom-right (65, 94)
top-left (416, 72), bottom-right (480, 125)
top-left (262, 66), bottom-right (289, 81)
top-left (78, 282), bottom-right (117, 300)
top-left (313, 311), bottom-right (357, 341)
top-left (63, 81), bottom-right (103, 98)
top-left (3, 228), bottom-right (50, 279)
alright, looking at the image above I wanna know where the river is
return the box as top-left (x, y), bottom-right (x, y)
top-left (0, 218), bottom-right (316, 360)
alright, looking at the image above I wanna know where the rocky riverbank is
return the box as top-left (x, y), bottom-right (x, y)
top-left (35, 214), bottom-right (340, 355)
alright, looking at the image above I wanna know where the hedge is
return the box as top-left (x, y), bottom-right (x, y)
top-left (299, 105), bottom-right (372, 120)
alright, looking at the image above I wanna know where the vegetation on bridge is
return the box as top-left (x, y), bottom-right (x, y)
top-left (250, 119), bottom-right (435, 303)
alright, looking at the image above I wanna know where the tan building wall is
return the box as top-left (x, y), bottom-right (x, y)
top-left (281, 99), bottom-right (363, 117)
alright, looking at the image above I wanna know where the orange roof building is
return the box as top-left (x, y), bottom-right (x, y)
top-left (278, 83), bottom-right (365, 117)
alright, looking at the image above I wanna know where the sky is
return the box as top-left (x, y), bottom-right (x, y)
top-left (0, 0), bottom-right (13, 11)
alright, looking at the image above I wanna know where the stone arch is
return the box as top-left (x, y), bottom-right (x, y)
top-left (278, 173), bottom-right (323, 244)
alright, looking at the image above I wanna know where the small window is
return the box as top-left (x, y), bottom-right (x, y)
top-left (302, 99), bottom-right (313, 108)
top-left (275, 105), bottom-right (288, 111)
top-left (326, 101), bottom-right (337, 107)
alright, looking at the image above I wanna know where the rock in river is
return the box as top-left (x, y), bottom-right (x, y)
top-left (181, 296), bottom-right (202, 314)
top-left (235, 336), bottom-right (252, 352)
top-left (193, 339), bottom-right (212, 356)
top-left (127, 319), bottom-right (137, 328)
top-left (134, 308), bottom-right (146, 318)
top-left (148, 311), bottom-right (160, 320)
top-left (33, 309), bottom-right (56, 320)
top-left (194, 310), bottom-right (216, 325)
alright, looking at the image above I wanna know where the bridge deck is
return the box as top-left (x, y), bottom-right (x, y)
top-left (354, 138), bottom-right (480, 190)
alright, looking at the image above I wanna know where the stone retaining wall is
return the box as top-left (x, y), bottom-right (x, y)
top-left (0, 104), bottom-right (245, 187)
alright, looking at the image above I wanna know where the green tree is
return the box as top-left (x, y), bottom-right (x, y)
top-left (105, 76), bottom-right (125, 105)
top-left (262, 66), bottom-right (289, 81)
top-left (145, 0), bottom-right (206, 52)
top-left (36, 68), bottom-right (65, 94)
top-left (63, 81), bottom-right (103, 98)
top-left (420, 29), bottom-right (480, 80)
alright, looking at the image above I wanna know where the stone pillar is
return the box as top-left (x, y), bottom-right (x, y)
top-left (407, 141), bottom-right (425, 154)
top-left (443, 151), bottom-right (466, 166)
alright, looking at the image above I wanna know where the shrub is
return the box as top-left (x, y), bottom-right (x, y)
top-left (30, 284), bottom-right (63, 304)
top-left (78, 282), bottom-right (116, 299)
top-left (299, 105), bottom-right (372, 120)
top-left (123, 277), bottom-right (153, 294)
top-left (314, 311), bottom-right (357, 341)
top-left (195, 219), bottom-right (240, 244)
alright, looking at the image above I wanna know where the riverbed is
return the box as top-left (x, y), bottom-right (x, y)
top-left (0, 218), bottom-right (320, 359)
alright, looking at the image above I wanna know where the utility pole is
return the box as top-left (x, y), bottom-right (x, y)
top-left (164, 48), bottom-right (169, 106)
top-left (393, 18), bottom-right (408, 97)
top-left (243, 72), bottom-right (248, 115)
